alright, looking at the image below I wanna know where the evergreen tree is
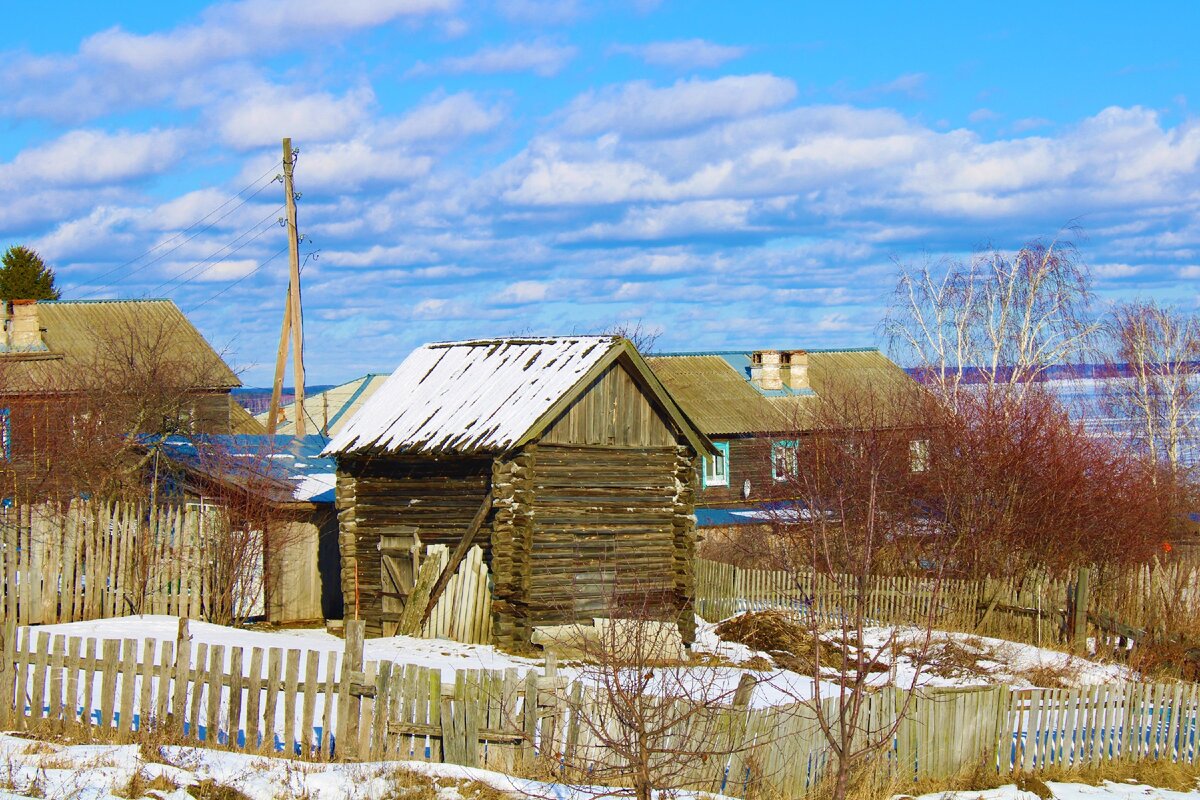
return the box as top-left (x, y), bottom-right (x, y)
top-left (0, 246), bottom-right (61, 300)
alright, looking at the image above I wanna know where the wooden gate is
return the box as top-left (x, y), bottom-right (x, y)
top-left (379, 528), bottom-right (419, 636)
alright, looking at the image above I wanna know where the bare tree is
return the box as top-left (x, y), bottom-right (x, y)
top-left (0, 311), bottom-right (236, 502)
top-left (762, 379), bottom-right (948, 800)
top-left (1099, 300), bottom-right (1200, 483)
top-left (603, 321), bottom-right (661, 354)
top-left (156, 437), bottom-right (308, 625)
top-left (525, 583), bottom-right (763, 800)
top-left (884, 235), bottom-right (1097, 410)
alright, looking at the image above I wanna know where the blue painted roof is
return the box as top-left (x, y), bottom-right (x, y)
top-left (696, 501), bottom-right (812, 527)
top-left (150, 434), bottom-right (336, 504)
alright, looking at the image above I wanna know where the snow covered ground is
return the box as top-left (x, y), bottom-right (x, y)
top-left (909, 782), bottom-right (1200, 799)
top-left (0, 734), bottom-right (1193, 800)
top-left (24, 616), bottom-right (827, 710)
top-left (0, 732), bottom-right (665, 800)
top-left (23, 613), bottom-right (1133, 716)
top-left (857, 627), bottom-right (1133, 690)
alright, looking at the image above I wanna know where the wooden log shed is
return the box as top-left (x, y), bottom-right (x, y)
top-left (323, 336), bottom-right (715, 651)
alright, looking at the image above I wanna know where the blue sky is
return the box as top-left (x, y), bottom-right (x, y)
top-left (2, 1), bottom-right (1198, 385)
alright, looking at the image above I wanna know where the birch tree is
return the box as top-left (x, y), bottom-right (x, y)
top-left (883, 236), bottom-right (1097, 409)
top-left (1100, 300), bottom-right (1200, 482)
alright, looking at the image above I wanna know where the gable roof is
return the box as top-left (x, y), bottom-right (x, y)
top-left (254, 373), bottom-right (388, 436)
top-left (647, 348), bottom-right (914, 437)
top-left (0, 299), bottom-right (239, 392)
top-left (324, 336), bottom-right (712, 458)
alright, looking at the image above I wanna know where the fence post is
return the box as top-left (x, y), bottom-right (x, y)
top-left (1072, 567), bottom-right (1089, 654)
top-left (336, 619), bottom-right (365, 762)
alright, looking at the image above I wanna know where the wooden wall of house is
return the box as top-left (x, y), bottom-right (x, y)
top-left (265, 507), bottom-right (343, 624)
top-left (540, 361), bottom-right (678, 447)
top-left (192, 391), bottom-right (232, 433)
top-left (697, 435), bottom-right (779, 506)
top-left (335, 456), bottom-right (492, 638)
top-left (491, 358), bottom-right (700, 651)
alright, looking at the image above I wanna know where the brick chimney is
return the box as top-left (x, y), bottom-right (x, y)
top-left (750, 350), bottom-right (783, 390)
top-left (781, 350), bottom-right (809, 390)
top-left (7, 300), bottom-right (46, 351)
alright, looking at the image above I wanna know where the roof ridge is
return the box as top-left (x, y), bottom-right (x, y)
top-left (651, 347), bottom-right (881, 357)
top-left (40, 298), bottom-right (174, 305)
top-left (426, 335), bottom-right (617, 349)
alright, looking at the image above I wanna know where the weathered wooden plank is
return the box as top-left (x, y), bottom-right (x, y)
top-left (246, 647), bottom-right (264, 752)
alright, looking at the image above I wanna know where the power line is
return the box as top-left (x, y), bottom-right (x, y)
top-left (72, 160), bottom-right (283, 299)
top-left (185, 243), bottom-right (290, 314)
top-left (143, 204), bottom-right (285, 297)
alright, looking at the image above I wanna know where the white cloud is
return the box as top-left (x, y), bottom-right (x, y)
top-left (835, 72), bottom-right (929, 102)
top-left (217, 85), bottom-right (376, 150)
top-left (565, 199), bottom-right (756, 241)
top-left (812, 313), bottom-right (862, 333)
top-left (558, 74), bottom-right (797, 138)
top-left (610, 39), bottom-right (747, 69)
top-left (382, 93), bottom-right (504, 145)
top-left (0, 0), bottom-right (453, 122)
top-left (161, 258), bottom-right (259, 282)
top-left (81, 0), bottom-right (456, 73)
top-left (410, 40), bottom-right (577, 77)
top-left (495, 0), bottom-right (584, 25)
top-left (496, 280), bottom-right (551, 304)
top-left (322, 244), bottom-right (439, 267)
top-left (1093, 262), bottom-right (1145, 278)
top-left (298, 140), bottom-right (433, 192)
top-left (412, 297), bottom-right (472, 319)
top-left (0, 129), bottom-right (186, 189)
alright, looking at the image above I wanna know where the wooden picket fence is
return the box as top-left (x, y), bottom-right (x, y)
top-left (693, 558), bottom-right (1173, 652)
top-left (693, 559), bottom-right (985, 630)
top-left (0, 501), bottom-right (256, 627)
top-left (3, 618), bottom-right (1200, 795)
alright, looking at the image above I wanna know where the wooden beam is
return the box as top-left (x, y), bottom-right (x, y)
top-left (418, 494), bottom-right (493, 628)
top-left (266, 290), bottom-right (292, 434)
top-left (282, 137), bottom-right (306, 436)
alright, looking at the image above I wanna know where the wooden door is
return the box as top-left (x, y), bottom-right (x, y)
top-left (379, 528), bottom-right (419, 637)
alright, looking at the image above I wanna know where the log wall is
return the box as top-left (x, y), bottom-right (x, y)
top-left (490, 443), bottom-right (698, 651)
top-left (335, 457), bottom-right (492, 638)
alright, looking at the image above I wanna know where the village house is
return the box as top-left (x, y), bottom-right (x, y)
top-left (323, 336), bottom-right (713, 651)
top-left (0, 299), bottom-right (261, 498)
top-left (151, 433), bottom-right (341, 625)
top-left (647, 348), bottom-right (918, 508)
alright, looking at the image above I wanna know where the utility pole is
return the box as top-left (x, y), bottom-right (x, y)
top-left (267, 137), bottom-right (306, 435)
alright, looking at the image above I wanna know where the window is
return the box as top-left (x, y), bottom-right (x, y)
top-left (772, 440), bottom-right (797, 481)
top-left (910, 439), bottom-right (930, 473)
top-left (0, 408), bottom-right (9, 461)
top-left (703, 441), bottom-right (730, 487)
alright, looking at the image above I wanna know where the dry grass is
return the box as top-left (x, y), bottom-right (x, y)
top-left (895, 757), bottom-right (1200, 799)
top-left (914, 638), bottom-right (999, 682)
top-left (112, 768), bottom-right (180, 799)
top-left (715, 611), bottom-right (873, 675)
top-left (1014, 660), bottom-right (1078, 688)
top-left (379, 767), bottom-right (518, 800)
top-left (188, 779), bottom-right (257, 800)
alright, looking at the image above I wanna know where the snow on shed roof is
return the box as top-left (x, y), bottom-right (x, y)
top-left (323, 336), bottom-right (622, 457)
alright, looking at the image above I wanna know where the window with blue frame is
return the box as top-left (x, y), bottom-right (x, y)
top-left (0, 408), bottom-right (9, 461)
top-left (772, 439), bottom-right (797, 481)
top-left (703, 441), bottom-right (730, 487)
